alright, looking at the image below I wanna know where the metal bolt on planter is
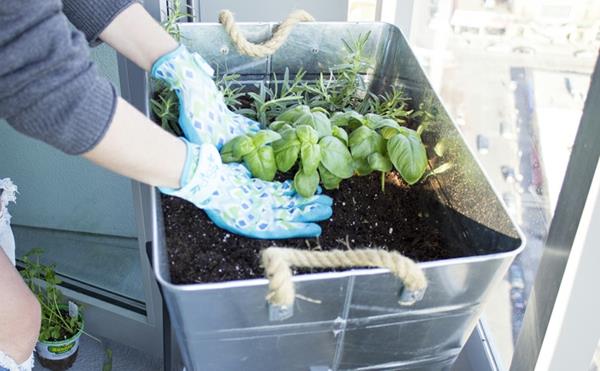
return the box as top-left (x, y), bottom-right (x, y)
top-left (268, 303), bottom-right (294, 321)
top-left (398, 286), bottom-right (426, 306)
top-left (145, 22), bottom-right (524, 371)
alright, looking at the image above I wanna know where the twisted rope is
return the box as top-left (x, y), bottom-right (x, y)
top-left (261, 247), bottom-right (427, 307)
top-left (218, 9), bottom-right (315, 58)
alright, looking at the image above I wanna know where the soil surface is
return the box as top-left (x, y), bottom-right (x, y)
top-left (163, 172), bottom-right (469, 285)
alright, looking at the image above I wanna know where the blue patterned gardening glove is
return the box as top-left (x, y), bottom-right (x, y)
top-left (160, 140), bottom-right (333, 239)
top-left (151, 45), bottom-right (260, 149)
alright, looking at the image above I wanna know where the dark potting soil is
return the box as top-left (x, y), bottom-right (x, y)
top-left (163, 172), bottom-right (469, 285)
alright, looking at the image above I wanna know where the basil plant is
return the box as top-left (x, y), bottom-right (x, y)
top-left (331, 111), bottom-right (427, 186)
top-left (220, 105), bottom-right (428, 198)
top-left (270, 106), bottom-right (354, 197)
top-left (220, 129), bottom-right (281, 181)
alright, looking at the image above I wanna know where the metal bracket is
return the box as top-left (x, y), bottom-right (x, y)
top-left (398, 286), bottom-right (425, 306)
top-left (268, 303), bottom-right (294, 321)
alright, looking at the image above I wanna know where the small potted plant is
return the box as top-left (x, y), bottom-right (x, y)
top-left (20, 249), bottom-right (84, 371)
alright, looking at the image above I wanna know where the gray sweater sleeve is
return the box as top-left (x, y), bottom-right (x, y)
top-left (0, 0), bottom-right (117, 154)
top-left (62, 0), bottom-right (135, 45)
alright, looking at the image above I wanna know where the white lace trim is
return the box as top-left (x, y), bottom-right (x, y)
top-left (0, 178), bottom-right (17, 226)
top-left (0, 178), bottom-right (17, 207)
top-left (0, 351), bottom-right (33, 371)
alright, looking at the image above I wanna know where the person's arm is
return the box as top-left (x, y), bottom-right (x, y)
top-left (0, 0), bottom-right (184, 188)
top-left (99, 3), bottom-right (179, 72)
top-left (83, 97), bottom-right (185, 189)
top-left (61, 0), bottom-right (136, 47)
top-left (63, 1), bottom-right (178, 72)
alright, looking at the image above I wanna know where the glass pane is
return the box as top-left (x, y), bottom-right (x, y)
top-left (0, 45), bottom-right (145, 303)
top-left (406, 0), bottom-right (600, 366)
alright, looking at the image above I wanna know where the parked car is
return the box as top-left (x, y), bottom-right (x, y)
top-left (477, 134), bottom-right (489, 154)
top-left (501, 165), bottom-right (517, 183)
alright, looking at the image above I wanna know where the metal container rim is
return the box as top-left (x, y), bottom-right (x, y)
top-left (151, 188), bottom-right (525, 293)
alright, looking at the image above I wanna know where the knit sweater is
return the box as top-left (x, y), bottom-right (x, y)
top-left (0, 0), bottom-right (134, 155)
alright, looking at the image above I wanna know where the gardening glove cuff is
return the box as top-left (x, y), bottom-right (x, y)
top-left (159, 139), bottom-right (222, 208)
top-left (0, 351), bottom-right (33, 371)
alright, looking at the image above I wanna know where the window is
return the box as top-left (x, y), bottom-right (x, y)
top-left (407, 0), bottom-right (599, 366)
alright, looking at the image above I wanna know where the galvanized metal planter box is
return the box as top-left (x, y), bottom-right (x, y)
top-left (147, 22), bottom-right (524, 371)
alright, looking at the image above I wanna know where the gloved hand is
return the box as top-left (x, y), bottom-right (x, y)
top-left (151, 45), bottom-right (260, 149)
top-left (160, 140), bottom-right (333, 239)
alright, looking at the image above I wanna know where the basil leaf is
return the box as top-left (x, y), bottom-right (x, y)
top-left (301, 143), bottom-right (321, 174)
top-left (364, 113), bottom-right (383, 129)
top-left (368, 152), bottom-right (393, 172)
top-left (310, 107), bottom-right (329, 115)
top-left (348, 126), bottom-right (373, 148)
top-left (332, 126), bottom-right (348, 145)
top-left (220, 138), bottom-right (242, 163)
top-left (294, 168), bottom-right (320, 198)
top-left (295, 125), bottom-right (319, 144)
top-left (331, 110), bottom-right (364, 127)
top-left (331, 112), bottom-right (349, 127)
top-left (243, 146), bottom-right (277, 181)
top-left (371, 132), bottom-right (386, 154)
top-left (319, 136), bottom-right (354, 179)
top-left (273, 136), bottom-right (300, 172)
top-left (349, 128), bottom-right (384, 159)
top-left (380, 126), bottom-right (401, 140)
top-left (378, 118), bottom-right (402, 130)
top-left (365, 114), bottom-right (402, 131)
top-left (269, 120), bottom-right (293, 133)
top-left (387, 130), bottom-right (428, 185)
top-left (232, 135), bottom-right (255, 158)
top-left (252, 130), bottom-right (281, 147)
top-left (319, 165), bottom-right (342, 190)
top-left (295, 111), bottom-right (332, 138)
top-left (276, 105), bottom-right (310, 123)
top-left (353, 157), bottom-right (373, 176)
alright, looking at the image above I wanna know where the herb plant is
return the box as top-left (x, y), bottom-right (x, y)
top-left (221, 130), bottom-right (281, 181)
top-left (331, 110), bottom-right (427, 190)
top-left (161, 1), bottom-right (191, 42)
top-left (20, 249), bottom-right (83, 342)
top-left (151, 86), bottom-right (182, 136)
top-left (150, 26), bottom-right (433, 196)
top-left (221, 104), bottom-right (427, 197)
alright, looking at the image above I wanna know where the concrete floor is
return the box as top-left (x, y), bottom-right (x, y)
top-left (34, 334), bottom-right (160, 371)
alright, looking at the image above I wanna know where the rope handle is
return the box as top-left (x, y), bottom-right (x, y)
top-left (261, 247), bottom-right (427, 308)
top-left (218, 9), bottom-right (316, 58)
